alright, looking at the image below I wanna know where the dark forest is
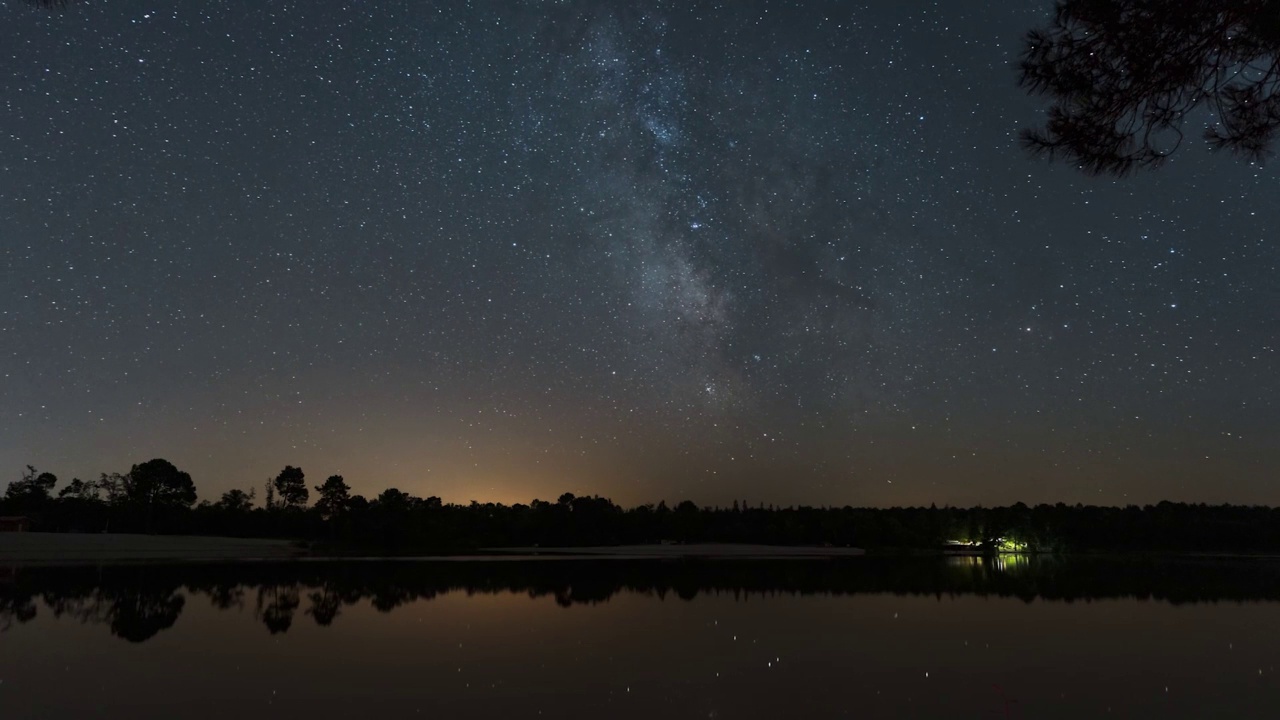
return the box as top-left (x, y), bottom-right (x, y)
top-left (5, 461), bottom-right (1280, 553)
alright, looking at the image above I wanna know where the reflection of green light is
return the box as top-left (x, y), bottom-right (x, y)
top-left (993, 553), bottom-right (1029, 572)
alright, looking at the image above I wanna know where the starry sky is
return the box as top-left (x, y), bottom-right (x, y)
top-left (1, 0), bottom-right (1276, 508)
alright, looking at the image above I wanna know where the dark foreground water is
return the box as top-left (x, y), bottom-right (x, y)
top-left (3, 555), bottom-right (1280, 719)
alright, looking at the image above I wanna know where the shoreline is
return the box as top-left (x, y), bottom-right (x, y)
top-left (481, 543), bottom-right (867, 559)
top-left (6, 533), bottom-right (1280, 566)
top-left (0, 534), bottom-right (868, 564)
top-left (0, 532), bottom-right (303, 564)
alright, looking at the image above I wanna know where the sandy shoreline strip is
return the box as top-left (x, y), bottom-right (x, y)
top-left (0, 535), bottom-right (865, 564)
top-left (0, 532), bottom-right (301, 564)
top-left (483, 544), bottom-right (866, 559)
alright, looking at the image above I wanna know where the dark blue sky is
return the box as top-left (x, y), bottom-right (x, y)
top-left (2, 0), bottom-right (1275, 507)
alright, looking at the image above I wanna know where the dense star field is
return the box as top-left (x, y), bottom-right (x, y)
top-left (1, 0), bottom-right (1276, 507)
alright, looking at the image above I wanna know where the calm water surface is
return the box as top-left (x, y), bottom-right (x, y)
top-left (3, 556), bottom-right (1279, 718)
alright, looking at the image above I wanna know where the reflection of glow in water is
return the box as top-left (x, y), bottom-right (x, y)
top-left (946, 554), bottom-right (1030, 573)
top-left (992, 553), bottom-right (1029, 573)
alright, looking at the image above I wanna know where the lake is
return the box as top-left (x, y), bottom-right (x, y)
top-left (3, 555), bottom-right (1279, 718)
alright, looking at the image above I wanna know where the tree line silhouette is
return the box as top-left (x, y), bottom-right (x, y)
top-left (5, 460), bottom-right (1280, 553)
top-left (5, 556), bottom-right (1280, 643)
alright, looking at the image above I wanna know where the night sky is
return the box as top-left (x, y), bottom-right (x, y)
top-left (1, 0), bottom-right (1275, 508)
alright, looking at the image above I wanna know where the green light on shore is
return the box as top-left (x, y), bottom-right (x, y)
top-left (945, 538), bottom-right (1029, 552)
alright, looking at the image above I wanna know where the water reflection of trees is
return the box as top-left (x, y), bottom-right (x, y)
top-left (2, 568), bottom-right (186, 642)
top-left (5, 556), bottom-right (1280, 642)
top-left (257, 585), bottom-right (301, 635)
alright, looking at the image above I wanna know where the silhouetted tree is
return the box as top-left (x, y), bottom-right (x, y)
top-left (1020, 0), bottom-right (1280, 174)
top-left (314, 475), bottom-right (351, 520)
top-left (47, 477), bottom-right (107, 533)
top-left (125, 459), bottom-right (197, 516)
top-left (216, 488), bottom-right (256, 513)
top-left (375, 487), bottom-right (412, 511)
top-left (3, 466), bottom-right (57, 507)
top-left (674, 500), bottom-right (701, 542)
top-left (272, 466), bottom-right (308, 509)
top-left (96, 472), bottom-right (126, 505)
top-left (57, 477), bottom-right (98, 501)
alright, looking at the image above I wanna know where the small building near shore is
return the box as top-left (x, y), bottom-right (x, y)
top-left (0, 516), bottom-right (31, 532)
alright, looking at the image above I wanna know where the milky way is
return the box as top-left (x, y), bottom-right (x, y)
top-left (1, 0), bottom-right (1276, 506)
